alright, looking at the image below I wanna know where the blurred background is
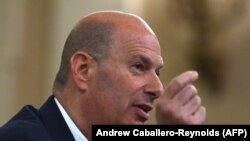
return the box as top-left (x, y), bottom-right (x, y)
top-left (1, 0), bottom-right (250, 125)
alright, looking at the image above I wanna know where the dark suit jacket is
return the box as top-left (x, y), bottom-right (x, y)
top-left (0, 96), bottom-right (75, 141)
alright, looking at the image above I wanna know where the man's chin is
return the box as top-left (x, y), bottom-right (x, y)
top-left (122, 119), bottom-right (146, 125)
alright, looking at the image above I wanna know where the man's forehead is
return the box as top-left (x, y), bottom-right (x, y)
top-left (114, 32), bottom-right (162, 58)
top-left (128, 50), bottom-right (164, 67)
top-left (115, 28), bottom-right (160, 48)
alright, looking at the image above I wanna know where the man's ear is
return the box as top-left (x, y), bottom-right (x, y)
top-left (70, 51), bottom-right (93, 91)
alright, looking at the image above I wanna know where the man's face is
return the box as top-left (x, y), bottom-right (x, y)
top-left (88, 30), bottom-right (164, 125)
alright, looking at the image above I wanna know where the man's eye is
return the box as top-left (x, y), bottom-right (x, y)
top-left (156, 70), bottom-right (161, 77)
top-left (132, 63), bottom-right (145, 73)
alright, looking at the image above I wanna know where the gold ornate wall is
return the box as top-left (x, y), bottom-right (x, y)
top-left (144, 0), bottom-right (250, 124)
top-left (0, 0), bottom-right (56, 125)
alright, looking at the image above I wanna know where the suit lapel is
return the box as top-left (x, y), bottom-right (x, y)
top-left (39, 95), bottom-right (75, 141)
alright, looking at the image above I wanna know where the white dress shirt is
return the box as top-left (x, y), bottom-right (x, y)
top-left (54, 97), bottom-right (88, 141)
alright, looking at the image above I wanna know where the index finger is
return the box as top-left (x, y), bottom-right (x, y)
top-left (165, 70), bottom-right (199, 98)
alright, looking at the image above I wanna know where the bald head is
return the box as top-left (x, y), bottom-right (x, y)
top-left (82, 11), bottom-right (155, 34)
top-left (53, 10), bottom-right (157, 92)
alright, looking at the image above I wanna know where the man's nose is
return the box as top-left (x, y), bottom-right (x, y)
top-left (144, 73), bottom-right (164, 100)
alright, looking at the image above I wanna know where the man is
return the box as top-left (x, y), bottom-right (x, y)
top-left (0, 10), bottom-right (206, 141)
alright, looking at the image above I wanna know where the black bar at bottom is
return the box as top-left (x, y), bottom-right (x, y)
top-left (92, 125), bottom-right (250, 141)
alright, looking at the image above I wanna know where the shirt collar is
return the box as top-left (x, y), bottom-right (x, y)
top-left (54, 97), bottom-right (88, 141)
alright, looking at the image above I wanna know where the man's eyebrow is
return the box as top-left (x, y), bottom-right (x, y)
top-left (133, 54), bottom-right (164, 69)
